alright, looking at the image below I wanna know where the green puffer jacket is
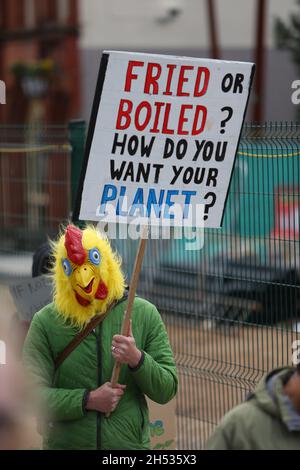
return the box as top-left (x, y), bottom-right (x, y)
top-left (207, 368), bottom-right (300, 450)
top-left (23, 297), bottom-right (177, 450)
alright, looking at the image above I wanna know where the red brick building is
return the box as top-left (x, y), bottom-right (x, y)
top-left (0, 1), bottom-right (81, 249)
top-left (0, 0), bottom-right (80, 123)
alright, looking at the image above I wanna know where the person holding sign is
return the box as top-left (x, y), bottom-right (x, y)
top-left (23, 224), bottom-right (177, 450)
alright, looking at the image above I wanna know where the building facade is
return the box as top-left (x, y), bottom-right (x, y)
top-left (78, 0), bottom-right (298, 123)
top-left (0, 0), bottom-right (80, 123)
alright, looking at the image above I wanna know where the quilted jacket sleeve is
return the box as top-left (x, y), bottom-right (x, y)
top-left (23, 312), bottom-right (87, 422)
top-left (129, 304), bottom-right (178, 404)
top-left (206, 423), bottom-right (231, 450)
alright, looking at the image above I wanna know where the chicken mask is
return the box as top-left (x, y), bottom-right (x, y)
top-left (52, 225), bottom-right (125, 328)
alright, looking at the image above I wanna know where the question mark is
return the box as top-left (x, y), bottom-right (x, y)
top-left (203, 192), bottom-right (217, 220)
top-left (220, 106), bottom-right (233, 134)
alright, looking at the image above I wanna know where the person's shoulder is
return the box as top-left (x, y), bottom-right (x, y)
top-left (31, 302), bottom-right (61, 329)
top-left (24, 303), bottom-right (60, 349)
top-left (131, 297), bottom-right (166, 337)
top-left (218, 397), bottom-right (263, 435)
top-left (132, 297), bottom-right (163, 324)
top-left (221, 400), bottom-right (254, 424)
top-left (133, 296), bottom-right (159, 314)
top-left (208, 401), bottom-right (258, 450)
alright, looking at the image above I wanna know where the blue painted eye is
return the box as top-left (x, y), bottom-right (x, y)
top-left (62, 258), bottom-right (72, 276)
top-left (89, 248), bottom-right (101, 265)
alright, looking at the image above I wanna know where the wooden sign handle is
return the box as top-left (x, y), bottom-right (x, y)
top-left (106, 224), bottom-right (148, 417)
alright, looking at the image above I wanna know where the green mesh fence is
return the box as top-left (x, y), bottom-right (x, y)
top-left (113, 122), bottom-right (300, 449)
top-left (0, 122), bottom-right (300, 449)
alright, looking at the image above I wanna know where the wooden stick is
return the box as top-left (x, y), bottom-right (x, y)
top-left (106, 224), bottom-right (148, 416)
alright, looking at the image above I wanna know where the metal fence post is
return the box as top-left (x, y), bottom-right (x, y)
top-left (68, 119), bottom-right (86, 217)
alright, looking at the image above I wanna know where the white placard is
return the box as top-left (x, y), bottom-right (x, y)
top-left (77, 51), bottom-right (254, 228)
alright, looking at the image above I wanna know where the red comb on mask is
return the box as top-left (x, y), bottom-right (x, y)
top-left (64, 225), bottom-right (86, 265)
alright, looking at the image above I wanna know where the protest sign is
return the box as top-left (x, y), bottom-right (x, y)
top-left (9, 275), bottom-right (52, 322)
top-left (75, 51), bottom-right (254, 228)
